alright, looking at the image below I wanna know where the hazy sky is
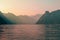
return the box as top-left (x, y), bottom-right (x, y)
top-left (0, 0), bottom-right (60, 16)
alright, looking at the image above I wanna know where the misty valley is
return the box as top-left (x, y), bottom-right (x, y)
top-left (0, 10), bottom-right (60, 40)
top-left (0, 10), bottom-right (60, 24)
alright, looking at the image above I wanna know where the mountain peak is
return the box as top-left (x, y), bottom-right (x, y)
top-left (45, 11), bottom-right (50, 13)
top-left (36, 9), bottom-right (60, 24)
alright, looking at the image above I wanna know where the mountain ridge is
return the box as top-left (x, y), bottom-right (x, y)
top-left (36, 9), bottom-right (60, 24)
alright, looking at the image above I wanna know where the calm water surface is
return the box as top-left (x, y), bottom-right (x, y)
top-left (0, 24), bottom-right (45, 40)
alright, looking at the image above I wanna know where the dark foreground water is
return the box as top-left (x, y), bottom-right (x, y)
top-left (0, 24), bottom-right (60, 40)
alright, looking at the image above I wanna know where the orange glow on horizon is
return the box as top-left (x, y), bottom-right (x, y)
top-left (1, 8), bottom-right (44, 16)
top-left (0, 0), bottom-right (60, 16)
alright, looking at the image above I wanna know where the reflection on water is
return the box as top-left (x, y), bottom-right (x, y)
top-left (0, 25), bottom-right (45, 40)
top-left (0, 24), bottom-right (60, 40)
top-left (45, 24), bottom-right (60, 40)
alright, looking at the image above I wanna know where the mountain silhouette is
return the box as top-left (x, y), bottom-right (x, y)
top-left (18, 15), bottom-right (36, 24)
top-left (4, 13), bottom-right (42, 24)
top-left (33, 14), bottom-right (43, 23)
top-left (0, 11), bottom-right (15, 24)
top-left (4, 13), bottom-right (35, 24)
top-left (36, 10), bottom-right (60, 24)
top-left (4, 13), bottom-right (21, 24)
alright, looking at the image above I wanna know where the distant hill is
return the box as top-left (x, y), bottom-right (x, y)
top-left (4, 13), bottom-right (42, 24)
top-left (4, 13), bottom-right (21, 24)
top-left (18, 14), bottom-right (42, 24)
top-left (36, 10), bottom-right (60, 24)
top-left (0, 11), bottom-right (15, 24)
top-left (18, 15), bottom-right (35, 24)
top-left (33, 14), bottom-right (42, 23)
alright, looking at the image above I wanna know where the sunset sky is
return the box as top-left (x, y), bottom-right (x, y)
top-left (0, 0), bottom-right (60, 16)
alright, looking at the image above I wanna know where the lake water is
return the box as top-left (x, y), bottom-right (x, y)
top-left (0, 24), bottom-right (60, 40)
